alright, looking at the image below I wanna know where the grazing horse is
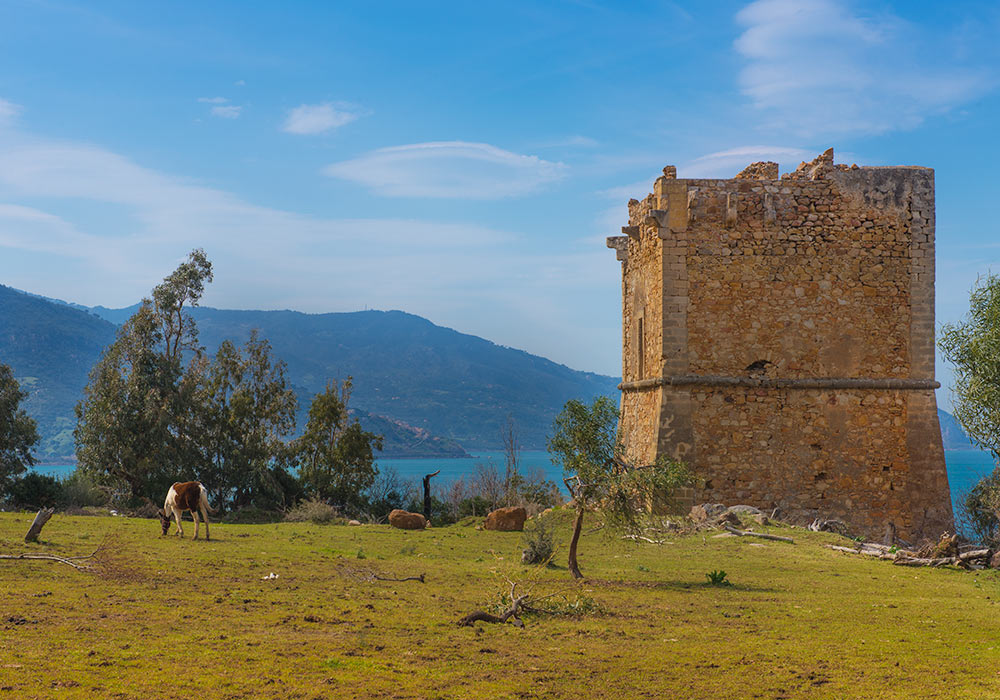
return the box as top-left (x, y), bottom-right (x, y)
top-left (158, 481), bottom-right (214, 540)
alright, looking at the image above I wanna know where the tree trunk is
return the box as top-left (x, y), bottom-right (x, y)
top-left (24, 508), bottom-right (55, 543)
top-left (422, 470), bottom-right (440, 520)
top-left (568, 507), bottom-right (584, 579)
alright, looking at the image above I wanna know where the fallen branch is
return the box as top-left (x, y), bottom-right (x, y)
top-left (457, 582), bottom-right (528, 628)
top-left (723, 525), bottom-right (794, 543)
top-left (371, 573), bottom-right (425, 583)
top-left (622, 534), bottom-right (665, 545)
top-left (0, 545), bottom-right (104, 571)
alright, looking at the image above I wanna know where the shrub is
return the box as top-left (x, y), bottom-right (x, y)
top-left (521, 517), bottom-right (556, 565)
top-left (284, 498), bottom-right (344, 524)
top-left (60, 471), bottom-right (108, 508)
top-left (7, 472), bottom-right (62, 509)
top-left (706, 570), bottom-right (730, 586)
top-left (958, 468), bottom-right (1000, 546)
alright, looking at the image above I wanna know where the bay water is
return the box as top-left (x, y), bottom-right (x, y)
top-left (31, 449), bottom-right (996, 512)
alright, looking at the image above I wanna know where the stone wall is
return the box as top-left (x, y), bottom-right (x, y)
top-left (607, 149), bottom-right (953, 540)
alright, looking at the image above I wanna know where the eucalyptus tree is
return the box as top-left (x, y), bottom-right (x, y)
top-left (0, 363), bottom-right (39, 497)
top-left (941, 273), bottom-right (1000, 542)
top-left (294, 378), bottom-right (383, 509)
top-left (191, 331), bottom-right (298, 509)
top-left (75, 250), bottom-right (213, 500)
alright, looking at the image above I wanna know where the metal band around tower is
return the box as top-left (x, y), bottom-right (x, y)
top-left (618, 375), bottom-right (941, 391)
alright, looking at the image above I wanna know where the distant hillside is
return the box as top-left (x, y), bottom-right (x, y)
top-left (938, 409), bottom-right (978, 451)
top-left (0, 285), bottom-right (116, 462)
top-left (1, 287), bottom-right (619, 460)
top-left (87, 305), bottom-right (620, 450)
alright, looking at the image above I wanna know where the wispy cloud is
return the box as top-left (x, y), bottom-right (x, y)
top-left (197, 96), bottom-right (228, 104)
top-left (734, 0), bottom-right (992, 136)
top-left (210, 105), bottom-right (242, 119)
top-left (683, 145), bottom-right (815, 177)
top-left (281, 102), bottom-right (362, 135)
top-left (323, 141), bottom-right (567, 198)
top-left (0, 98), bottom-right (21, 124)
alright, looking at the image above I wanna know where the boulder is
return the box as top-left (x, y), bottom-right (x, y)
top-left (990, 551), bottom-right (1000, 569)
top-left (348, 519), bottom-right (362, 526)
top-left (728, 505), bottom-right (762, 515)
top-left (483, 506), bottom-right (528, 532)
top-left (689, 503), bottom-right (727, 523)
top-left (388, 509), bottom-right (427, 530)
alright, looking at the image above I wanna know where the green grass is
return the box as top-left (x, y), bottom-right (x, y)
top-left (2, 509), bottom-right (1000, 699)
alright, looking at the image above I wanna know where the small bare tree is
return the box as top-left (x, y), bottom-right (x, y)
top-left (501, 414), bottom-right (521, 506)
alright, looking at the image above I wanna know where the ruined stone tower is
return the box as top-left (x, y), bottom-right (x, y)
top-left (606, 149), bottom-right (953, 540)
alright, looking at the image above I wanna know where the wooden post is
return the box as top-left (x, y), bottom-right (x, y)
top-left (422, 470), bottom-right (440, 521)
top-left (24, 508), bottom-right (55, 543)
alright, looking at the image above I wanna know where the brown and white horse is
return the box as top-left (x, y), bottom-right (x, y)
top-left (158, 481), bottom-right (214, 540)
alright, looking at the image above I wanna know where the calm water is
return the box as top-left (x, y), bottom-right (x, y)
top-left (31, 449), bottom-right (995, 508)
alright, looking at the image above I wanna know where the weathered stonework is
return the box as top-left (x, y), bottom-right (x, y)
top-left (607, 149), bottom-right (953, 540)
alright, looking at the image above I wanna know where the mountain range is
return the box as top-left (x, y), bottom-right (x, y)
top-left (0, 285), bottom-right (619, 462)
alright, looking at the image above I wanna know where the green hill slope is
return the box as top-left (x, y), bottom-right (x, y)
top-left (0, 285), bottom-right (116, 462)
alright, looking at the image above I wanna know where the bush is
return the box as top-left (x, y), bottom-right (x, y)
top-left (521, 517), bottom-right (556, 565)
top-left (7, 472), bottom-right (62, 509)
top-left (958, 468), bottom-right (1000, 546)
top-left (284, 499), bottom-right (344, 524)
top-left (60, 471), bottom-right (108, 508)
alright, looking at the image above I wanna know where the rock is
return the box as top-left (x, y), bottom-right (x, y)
top-left (388, 509), bottom-right (427, 530)
top-left (690, 503), bottom-right (727, 523)
top-left (483, 506), bottom-right (528, 532)
top-left (728, 505), bottom-right (762, 515)
top-left (714, 511), bottom-right (742, 527)
top-left (990, 551), bottom-right (1000, 569)
top-left (749, 513), bottom-right (770, 527)
top-left (348, 519), bottom-right (362, 526)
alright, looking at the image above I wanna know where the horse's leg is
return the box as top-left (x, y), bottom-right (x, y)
top-left (201, 505), bottom-right (211, 541)
top-left (173, 507), bottom-right (184, 538)
top-left (192, 509), bottom-right (200, 540)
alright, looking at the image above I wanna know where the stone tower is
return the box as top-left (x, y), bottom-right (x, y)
top-left (606, 149), bottom-right (953, 540)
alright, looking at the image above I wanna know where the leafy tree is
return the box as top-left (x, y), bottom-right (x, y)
top-left (0, 363), bottom-right (39, 496)
top-left (294, 378), bottom-right (383, 509)
top-left (548, 396), bottom-right (692, 579)
top-left (190, 331), bottom-right (298, 509)
top-left (941, 273), bottom-right (1000, 542)
top-left (75, 250), bottom-right (212, 500)
top-left (940, 273), bottom-right (1000, 463)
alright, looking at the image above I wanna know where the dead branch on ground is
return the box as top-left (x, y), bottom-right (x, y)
top-left (457, 581), bottom-right (529, 628)
top-left (723, 525), bottom-right (794, 543)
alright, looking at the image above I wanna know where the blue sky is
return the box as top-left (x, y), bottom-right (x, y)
top-left (1, 0), bottom-right (999, 403)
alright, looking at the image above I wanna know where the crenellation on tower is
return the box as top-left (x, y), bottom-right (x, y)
top-left (606, 148), bottom-right (953, 540)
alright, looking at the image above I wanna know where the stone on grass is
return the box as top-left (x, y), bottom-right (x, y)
top-left (348, 519), bottom-right (362, 526)
top-left (483, 506), bottom-right (528, 532)
top-left (388, 509), bottom-right (427, 530)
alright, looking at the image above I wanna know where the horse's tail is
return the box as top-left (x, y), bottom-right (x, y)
top-left (200, 485), bottom-right (218, 514)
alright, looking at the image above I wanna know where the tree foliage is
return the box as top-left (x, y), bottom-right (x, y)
top-left (0, 363), bottom-right (39, 495)
top-left (941, 274), bottom-right (1000, 544)
top-left (548, 396), bottom-right (692, 579)
top-left (294, 378), bottom-right (383, 509)
top-left (190, 331), bottom-right (298, 509)
top-left (75, 250), bottom-right (212, 501)
top-left (940, 273), bottom-right (1000, 463)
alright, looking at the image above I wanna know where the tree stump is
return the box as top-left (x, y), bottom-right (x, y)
top-left (24, 508), bottom-right (55, 543)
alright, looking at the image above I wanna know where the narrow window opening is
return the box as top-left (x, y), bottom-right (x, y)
top-left (637, 317), bottom-right (645, 379)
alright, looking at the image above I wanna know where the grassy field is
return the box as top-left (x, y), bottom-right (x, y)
top-left (2, 509), bottom-right (1000, 699)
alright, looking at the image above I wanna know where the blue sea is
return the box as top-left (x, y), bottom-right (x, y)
top-left (31, 449), bottom-right (996, 511)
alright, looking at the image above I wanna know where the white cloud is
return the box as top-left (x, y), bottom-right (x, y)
top-left (734, 0), bottom-right (991, 136)
top-left (210, 105), bottom-right (242, 119)
top-left (323, 141), bottom-right (567, 198)
top-left (0, 98), bottom-right (21, 125)
top-left (197, 96), bottom-right (228, 104)
top-left (282, 102), bottom-right (361, 135)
